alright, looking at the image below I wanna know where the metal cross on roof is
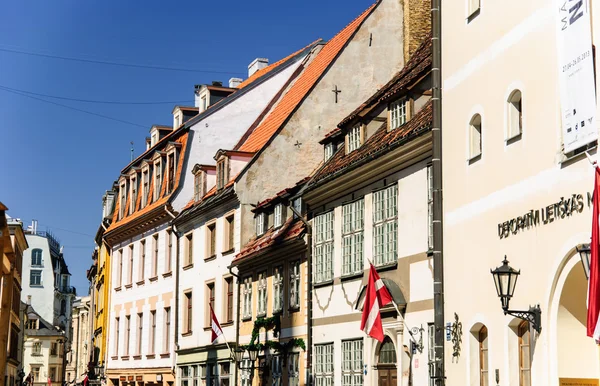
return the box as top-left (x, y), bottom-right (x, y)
top-left (332, 85), bottom-right (341, 103)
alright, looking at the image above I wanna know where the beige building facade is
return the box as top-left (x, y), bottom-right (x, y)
top-left (442, 0), bottom-right (600, 385)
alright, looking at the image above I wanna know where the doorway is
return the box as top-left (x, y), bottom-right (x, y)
top-left (378, 337), bottom-right (397, 386)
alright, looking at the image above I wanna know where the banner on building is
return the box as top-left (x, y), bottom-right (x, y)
top-left (556, 0), bottom-right (597, 153)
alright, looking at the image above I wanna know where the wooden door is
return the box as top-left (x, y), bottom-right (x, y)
top-left (378, 366), bottom-right (397, 386)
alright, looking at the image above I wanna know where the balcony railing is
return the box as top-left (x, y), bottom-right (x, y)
top-left (58, 286), bottom-right (76, 295)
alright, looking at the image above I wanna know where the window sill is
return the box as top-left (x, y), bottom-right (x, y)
top-left (242, 316), bottom-right (252, 322)
top-left (257, 312), bottom-right (267, 318)
top-left (162, 271), bottom-right (173, 278)
top-left (121, 356), bottom-right (130, 361)
top-left (30, 285), bottom-right (43, 288)
top-left (505, 133), bottom-right (522, 145)
top-left (288, 306), bottom-right (300, 313)
top-left (125, 284), bottom-right (133, 289)
top-left (222, 248), bottom-right (235, 256)
top-left (133, 355), bottom-right (142, 360)
top-left (466, 8), bottom-right (480, 23)
top-left (221, 321), bottom-right (234, 327)
top-left (313, 279), bottom-right (333, 289)
top-left (467, 153), bottom-right (481, 165)
top-left (203, 326), bottom-right (212, 331)
top-left (111, 356), bottom-right (118, 360)
top-left (273, 309), bottom-right (283, 316)
top-left (374, 262), bottom-right (398, 273)
top-left (160, 353), bottom-right (170, 358)
top-left (204, 255), bottom-right (217, 263)
top-left (149, 276), bottom-right (159, 282)
top-left (561, 141), bottom-right (598, 166)
top-left (182, 331), bottom-right (193, 337)
top-left (183, 264), bottom-right (194, 271)
top-left (136, 280), bottom-right (145, 286)
top-left (341, 272), bottom-right (363, 282)
top-left (114, 286), bottom-right (122, 292)
top-left (146, 354), bottom-right (155, 359)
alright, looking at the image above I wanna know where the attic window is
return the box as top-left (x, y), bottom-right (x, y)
top-left (256, 213), bottom-right (267, 236)
top-left (119, 181), bottom-right (126, 219)
top-left (324, 143), bottom-right (335, 161)
top-left (154, 158), bottom-right (162, 202)
top-left (194, 171), bottom-right (206, 202)
top-left (389, 98), bottom-right (408, 130)
top-left (166, 151), bottom-right (176, 194)
top-left (347, 125), bottom-right (362, 153)
top-left (129, 174), bottom-right (137, 214)
top-left (274, 204), bottom-right (286, 228)
top-left (142, 167), bottom-right (150, 208)
top-left (217, 157), bottom-right (229, 190)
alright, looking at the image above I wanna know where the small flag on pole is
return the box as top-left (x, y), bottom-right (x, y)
top-left (360, 263), bottom-right (393, 342)
top-left (210, 304), bottom-right (224, 344)
top-left (588, 166), bottom-right (600, 340)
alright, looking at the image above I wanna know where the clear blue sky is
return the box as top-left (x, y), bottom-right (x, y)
top-left (0, 0), bottom-right (374, 295)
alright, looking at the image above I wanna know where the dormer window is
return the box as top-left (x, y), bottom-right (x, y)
top-left (165, 147), bottom-right (178, 195)
top-left (274, 204), bottom-right (286, 228)
top-left (324, 143), bottom-right (335, 161)
top-left (217, 157), bottom-right (229, 190)
top-left (142, 166), bottom-right (150, 208)
top-left (119, 180), bottom-right (126, 219)
top-left (129, 174), bottom-right (138, 214)
top-left (256, 213), bottom-right (267, 236)
top-left (389, 98), bottom-right (408, 130)
top-left (347, 125), bottom-right (362, 153)
top-left (194, 171), bottom-right (205, 202)
top-left (292, 198), bottom-right (302, 218)
top-left (174, 115), bottom-right (180, 129)
top-left (154, 158), bottom-right (162, 201)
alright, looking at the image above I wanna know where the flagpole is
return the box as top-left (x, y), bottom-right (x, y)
top-left (211, 304), bottom-right (233, 354)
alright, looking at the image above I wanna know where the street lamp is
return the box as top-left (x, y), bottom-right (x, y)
top-left (231, 345), bottom-right (270, 384)
top-left (490, 256), bottom-right (542, 333)
top-left (576, 244), bottom-right (591, 280)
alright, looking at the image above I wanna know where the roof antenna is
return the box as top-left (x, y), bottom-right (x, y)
top-left (130, 141), bottom-right (134, 162)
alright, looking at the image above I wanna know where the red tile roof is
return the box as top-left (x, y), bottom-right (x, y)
top-left (237, 3), bottom-right (378, 152)
top-left (233, 217), bottom-right (306, 264)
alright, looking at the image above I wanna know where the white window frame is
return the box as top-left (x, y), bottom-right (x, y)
top-left (153, 158), bottom-right (162, 202)
top-left (389, 98), bottom-right (408, 130)
top-left (256, 213), bottom-right (266, 236)
top-left (30, 270), bottom-right (42, 286)
top-left (257, 271), bottom-right (267, 316)
top-left (166, 149), bottom-right (177, 195)
top-left (507, 90), bottom-right (523, 141)
top-left (314, 211), bottom-right (334, 283)
top-left (347, 125), bottom-right (362, 153)
top-left (469, 114), bottom-right (482, 161)
top-left (149, 310), bottom-right (156, 355)
top-left (242, 277), bottom-right (252, 320)
top-left (467, 0), bottom-right (480, 19)
top-left (119, 180), bottom-right (126, 219)
top-left (129, 174), bottom-right (137, 214)
top-left (372, 185), bottom-right (398, 266)
top-left (342, 339), bottom-right (363, 386)
top-left (273, 266), bottom-right (284, 313)
top-left (274, 204), bottom-right (285, 228)
top-left (240, 358), bottom-right (251, 386)
top-left (288, 353), bottom-right (300, 386)
top-left (31, 249), bottom-right (43, 266)
top-left (272, 355), bottom-right (283, 386)
top-left (315, 343), bottom-right (334, 386)
top-left (289, 260), bottom-right (300, 309)
top-left (194, 172), bottom-right (203, 202)
top-left (324, 143), bottom-right (335, 161)
top-left (342, 199), bottom-right (364, 276)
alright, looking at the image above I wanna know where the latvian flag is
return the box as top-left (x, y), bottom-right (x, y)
top-left (360, 263), bottom-right (393, 342)
top-left (588, 166), bottom-right (600, 340)
top-left (210, 304), bottom-right (224, 344)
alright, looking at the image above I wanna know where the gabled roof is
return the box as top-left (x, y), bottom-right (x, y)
top-left (237, 3), bottom-right (378, 153)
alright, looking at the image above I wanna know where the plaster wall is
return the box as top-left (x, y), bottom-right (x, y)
top-left (23, 336), bottom-right (65, 382)
top-left (236, 0), bottom-right (406, 246)
top-left (22, 236), bottom-right (55, 324)
top-left (442, 1), bottom-right (600, 385)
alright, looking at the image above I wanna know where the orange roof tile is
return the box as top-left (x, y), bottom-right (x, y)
top-left (237, 39), bottom-right (323, 90)
top-left (237, 3), bottom-right (377, 153)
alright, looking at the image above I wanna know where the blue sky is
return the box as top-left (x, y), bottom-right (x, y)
top-left (0, 1), bottom-right (374, 295)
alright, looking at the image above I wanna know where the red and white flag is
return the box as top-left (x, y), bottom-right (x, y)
top-left (210, 304), bottom-right (224, 344)
top-left (360, 263), bottom-right (393, 342)
top-left (588, 166), bottom-right (600, 340)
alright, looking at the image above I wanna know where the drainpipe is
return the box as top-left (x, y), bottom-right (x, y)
top-left (289, 206), bottom-right (312, 386)
top-left (171, 222), bottom-right (181, 377)
top-left (431, 0), bottom-right (445, 385)
top-left (227, 265), bottom-right (240, 386)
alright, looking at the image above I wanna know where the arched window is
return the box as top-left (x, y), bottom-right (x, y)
top-left (31, 249), bottom-right (43, 266)
top-left (378, 336), bottom-right (397, 364)
top-left (60, 300), bottom-right (66, 316)
top-left (469, 114), bottom-right (482, 161)
top-left (518, 321), bottom-right (531, 386)
top-left (478, 326), bottom-right (489, 386)
top-left (507, 90), bottom-right (523, 139)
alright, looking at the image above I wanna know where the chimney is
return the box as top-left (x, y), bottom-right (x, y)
top-left (211, 81), bottom-right (223, 87)
top-left (229, 78), bottom-right (243, 88)
top-left (248, 58), bottom-right (268, 77)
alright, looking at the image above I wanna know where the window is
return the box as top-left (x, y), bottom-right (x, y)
top-left (31, 249), bottom-right (43, 266)
top-left (60, 300), bottom-right (66, 316)
top-left (32, 342), bottom-right (42, 355)
top-left (342, 339), bottom-right (363, 386)
top-left (315, 344), bottom-right (334, 386)
top-left (242, 277), bottom-right (252, 319)
top-left (324, 143), bottom-right (335, 161)
top-left (117, 249), bottom-right (123, 287)
top-left (292, 198), bottom-right (302, 218)
top-left (288, 353), bottom-right (300, 386)
top-left (273, 266), bottom-right (284, 313)
top-left (50, 342), bottom-right (58, 356)
top-left (217, 157), bottom-right (228, 190)
top-left (467, 0), bottom-right (480, 19)
top-left (507, 90), bottom-right (523, 140)
top-left (164, 307), bottom-right (171, 353)
top-left (49, 367), bottom-right (57, 382)
top-left (314, 211), bottom-right (334, 283)
top-left (428, 324), bottom-right (435, 386)
top-left (257, 271), bottom-right (267, 316)
top-left (202, 96), bottom-right (207, 111)
top-left (206, 282), bottom-right (215, 326)
top-left (154, 160), bottom-right (162, 201)
top-left (342, 199), bottom-right (364, 276)
top-left (142, 168), bottom-right (149, 207)
top-left (379, 336), bottom-right (396, 364)
top-left (185, 233), bottom-right (193, 266)
top-left (152, 234), bottom-right (159, 277)
top-left (289, 261), bottom-right (300, 309)
top-left (518, 322), bottom-right (531, 386)
top-left (31, 366), bottom-right (40, 381)
top-left (149, 310), bottom-right (156, 355)
top-left (478, 326), bottom-right (489, 386)
top-left (167, 152), bottom-right (176, 194)
top-left (220, 362), bottom-right (231, 386)
top-left (125, 315), bottom-right (131, 356)
top-left (194, 172), bottom-right (203, 201)
top-left (373, 185), bottom-right (398, 266)
top-left (30, 270), bottom-right (42, 286)
top-left (137, 313), bottom-right (143, 355)
top-left (130, 175), bottom-right (137, 214)
top-left (119, 182), bottom-right (126, 219)
top-left (255, 213), bottom-right (266, 236)
top-left (272, 355), bottom-right (283, 386)
top-left (225, 277), bottom-right (234, 323)
top-left (224, 214), bottom-right (235, 252)
top-left (181, 366), bottom-right (192, 386)
top-left (274, 204), bottom-right (285, 228)
top-left (175, 115), bottom-right (180, 128)
top-left (347, 125), bottom-right (362, 152)
top-left (469, 114), bottom-right (482, 161)
top-left (207, 223), bottom-right (216, 258)
top-left (184, 292), bottom-right (193, 334)
top-left (114, 317), bottom-right (120, 356)
top-left (139, 240), bottom-right (146, 281)
top-left (128, 245), bottom-right (134, 285)
top-left (240, 358), bottom-right (251, 386)
top-left (427, 164), bottom-right (434, 250)
top-left (166, 230), bottom-right (173, 273)
top-left (390, 98), bottom-right (408, 130)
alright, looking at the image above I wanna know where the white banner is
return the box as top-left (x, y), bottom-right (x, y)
top-left (557, 0), bottom-right (597, 153)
